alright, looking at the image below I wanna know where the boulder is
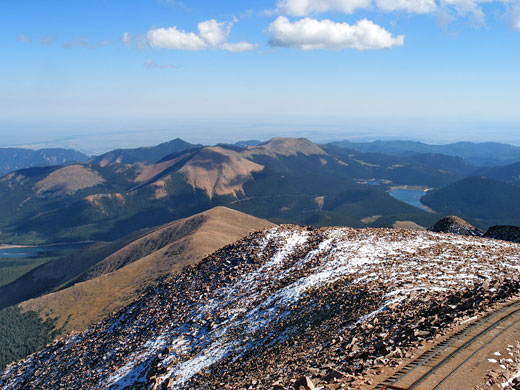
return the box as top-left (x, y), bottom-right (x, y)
top-left (294, 376), bottom-right (315, 390)
top-left (323, 368), bottom-right (348, 383)
top-left (429, 216), bottom-right (483, 236)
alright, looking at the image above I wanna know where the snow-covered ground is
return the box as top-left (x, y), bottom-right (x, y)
top-left (1, 226), bottom-right (520, 390)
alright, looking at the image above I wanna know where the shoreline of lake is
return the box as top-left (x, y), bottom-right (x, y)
top-left (0, 241), bottom-right (100, 259)
top-left (0, 244), bottom-right (28, 249)
top-left (387, 187), bottom-right (435, 213)
top-left (389, 185), bottom-right (432, 191)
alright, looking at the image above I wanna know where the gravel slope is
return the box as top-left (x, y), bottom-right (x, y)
top-left (1, 226), bottom-right (520, 390)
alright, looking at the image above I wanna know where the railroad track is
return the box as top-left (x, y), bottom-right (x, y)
top-left (374, 297), bottom-right (520, 390)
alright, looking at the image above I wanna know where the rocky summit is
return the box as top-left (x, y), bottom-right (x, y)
top-left (1, 226), bottom-right (520, 390)
top-left (429, 215), bottom-right (483, 236)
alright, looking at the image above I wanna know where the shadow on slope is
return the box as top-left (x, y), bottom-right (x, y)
top-left (19, 207), bottom-right (274, 335)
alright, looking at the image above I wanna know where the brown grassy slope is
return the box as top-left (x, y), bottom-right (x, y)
top-left (34, 165), bottom-right (105, 196)
top-left (19, 207), bottom-right (275, 334)
top-left (178, 147), bottom-right (264, 199)
top-left (130, 138), bottom-right (326, 200)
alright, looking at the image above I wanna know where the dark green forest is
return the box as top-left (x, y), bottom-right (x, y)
top-left (0, 306), bottom-right (56, 370)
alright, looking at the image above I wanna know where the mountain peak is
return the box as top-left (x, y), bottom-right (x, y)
top-left (91, 138), bottom-right (199, 166)
top-left (429, 215), bottom-right (483, 236)
top-left (248, 137), bottom-right (326, 157)
top-left (19, 207), bottom-right (274, 334)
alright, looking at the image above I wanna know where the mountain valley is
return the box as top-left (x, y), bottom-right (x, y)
top-left (0, 148), bottom-right (88, 177)
top-left (1, 137), bottom-right (520, 388)
top-left (0, 137), bottom-right (486, 245)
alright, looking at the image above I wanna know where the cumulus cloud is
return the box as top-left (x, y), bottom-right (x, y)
top-left (147, 19), bottom-right (258, 51)
top-left (266, 16), bottom-right (404, 50)
top-left (147, 27), bottom-right (206, 50)
top-left (277, 0), bottom-right (371, 16)
top-left (16, 34), bottom-right (31, 43)
top-left (219, 42), bottom-right (259, 52)
top-left (122, 32), bottom-right (148, 49)
top-left (277, 0), bottom-right (436, 14)
top-left (510, 3), bottom-right (520, 30)
top-left (440, 0), bottom-right (489, 25)
top-left (197, 19), bottom-right (231, 46)
top-left (376, 0), bottom-right (437, 13)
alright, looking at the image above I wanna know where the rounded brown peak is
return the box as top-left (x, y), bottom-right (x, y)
top-left (429, 216), bottom-right (483, 236)
top-left (248, 137), bottom-right (326, 157)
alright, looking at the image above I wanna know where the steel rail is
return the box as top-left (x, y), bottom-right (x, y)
top-left (374, 298), bottom-right (520, 390)
top-left (430, 314), bottom-right (520, 389)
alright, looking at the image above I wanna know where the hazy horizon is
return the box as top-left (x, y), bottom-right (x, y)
top-left (1, 116), bottom-right (520, 155)
top-left (2, 0), bottom-right (519, 154)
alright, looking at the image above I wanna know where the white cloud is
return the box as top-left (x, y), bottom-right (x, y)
top-left (275, 0), bottom-right (520, 26)
top-left (266, 16), bottom-right (404, 50)
top-left (122, 32), bottom-right (148, 49)
top-left (376, 0), bottom-right (437, 13)
top-left (439, 0), bottom-right (494, 25)
top-left (435, 7), bottom-right (457, 27)
top-left (147, 26), bottom-right (206, 50)
top-left (16, 34), bottom-right (31, 43)
top-left (147, 19), bottom-right (258, 51)
top-left (197, 20), bottom-right (231, 46)
top-left (277, 0), bottom-right (372, 16)
top-left (220, 42), bottom-right (259, 52)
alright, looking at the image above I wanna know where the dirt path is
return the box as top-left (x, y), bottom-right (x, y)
top-left (371, 296), bottom-right (520, 390)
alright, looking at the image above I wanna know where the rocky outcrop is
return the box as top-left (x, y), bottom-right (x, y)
top-left (484, 225), bottom-right (520, 243)
top-left (429, 215), bottom-right (483, 236)
top-left (1, 226), bottom-right (520, 390)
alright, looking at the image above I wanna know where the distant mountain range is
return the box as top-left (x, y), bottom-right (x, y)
top-left (331, 139), bottom-right (520, 167)
top-left (89, 138), bottom-right (201, 165)
top-left (3, 136), bottom-right (520, 244)
top-left (421, 176), bottom-right (520, 226)
top-left (474, 161), bottom-right (520, 186)
top-left (0, 148), bottom-right (88, 176)
top-left (0, 137), bottom-right (459, 244)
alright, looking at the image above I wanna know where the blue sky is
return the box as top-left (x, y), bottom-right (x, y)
top-left (1, 0), bottom-right (519, 152)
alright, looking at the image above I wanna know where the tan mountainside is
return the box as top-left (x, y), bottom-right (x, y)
top-left (34, 165), bottom-right (105, 196)
top-left (134, 146), bottom-right (265, 199)
top-left (246, 137), bottom-right (327, 157)
top-left (20, 207), bottom-right (274, 334)
top-left (133, 152), bottom-right (190, 184)
top-left (178, 147), bottom-right (264, 199)
top-left (131, 138), bottom-right (326, 199)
